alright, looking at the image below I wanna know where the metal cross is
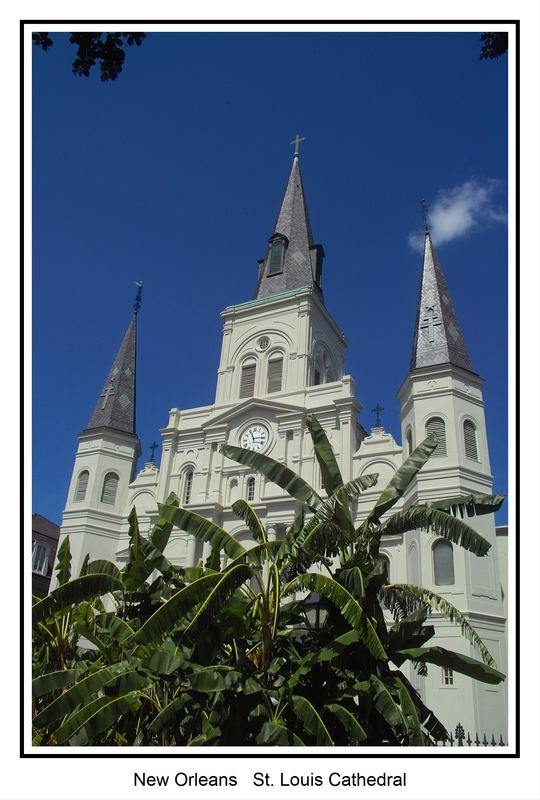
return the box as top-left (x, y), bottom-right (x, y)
top-left (290, 133), bottom-right (305, 156)
top-left (149, 440), bottom-right (159, 463)
top-left (133, 280), bottom-right (143, 315)
top-left (417, 197), bottom-right (431, 234)
top-left (371, 402), bottom-right (384, 428)
top-left (100, 380), bottom-right (116, 409)
top-left (420, 306), bottom-right (442, 342)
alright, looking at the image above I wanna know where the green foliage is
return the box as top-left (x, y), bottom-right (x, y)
top-left (32, 419), bottom-right (505, 746)
top-left (32, 33), bottom-right (146, 81)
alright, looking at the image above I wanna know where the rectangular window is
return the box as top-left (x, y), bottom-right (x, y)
top-left (267, 358), bottom-right (283, 393)
top-left (442, 667), bottom-right (454, 686)
top-left (32, 541), bottom-right (50, 576)
top-left (239, 363), bottom-right (256, 398)
top-left (268, 241), bottom-right (284, 275)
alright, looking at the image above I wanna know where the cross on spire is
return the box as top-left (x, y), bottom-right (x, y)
top-left (371, 402), bottom-right (384, 428)
top-left (133, 280), bottom-right (143, 315)
top-left (417, 197), bottom-right (431, 234)
top-left (290, 133), bottom-right (305, 157)
top-left (420, 305), bottom-right (442, 342)
top-left (100, 379), bottom-right (116, 409)
top-left (149, 440), bottom-right (159, 463)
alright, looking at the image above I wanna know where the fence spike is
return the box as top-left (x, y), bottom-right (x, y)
top-left (491, 733), bottom-right (496, 746)
top-left (475, 733), bottom-right (480, 746)
top-left (466, 732), bottom-right (472, 746)
top-left (499, 734), bottom-right (505, 746)
top-left (483, 733), bottom-right (488, 746)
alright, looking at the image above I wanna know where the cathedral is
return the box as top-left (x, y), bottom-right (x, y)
top-left (57, 146), bottom-right (507, 739)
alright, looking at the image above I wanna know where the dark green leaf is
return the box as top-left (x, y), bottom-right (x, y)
top-left (398, 646), bottom-right (505, 684)
top-left (157, 503), bottom-right (247, 560)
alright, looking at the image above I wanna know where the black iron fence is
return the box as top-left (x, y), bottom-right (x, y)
top-left (433, 723), bottom-right (506, 746)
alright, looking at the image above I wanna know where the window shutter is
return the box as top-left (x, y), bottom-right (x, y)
top-left (433, 540), bottom-right (455, 585)
top-left (246, 477), bottom-right (255, 502)
top-left (101, 473), bottom-right (119, 505)
top-left (74, 470), bottom-right (89, 502)
top-left (426, 417), bottom-right (447, 456)
top-left (463, 420), bottom-right (478, 459)
top-left (183, 470), bottom-right (193, 505)
top-left (268, 240), bottom-right (284, 275)
top-left (240, 363), bottom-right (256, 398)
top-left (267, 357), bottom-right (283, 393)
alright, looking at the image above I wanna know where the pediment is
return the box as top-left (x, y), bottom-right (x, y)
top-left (202, 397), bottom-right (303, 429)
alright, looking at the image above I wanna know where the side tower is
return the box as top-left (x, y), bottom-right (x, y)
top-left (397, 231), bottom-right (506, 735)
top-left (56, 291), bottom-right (142, 579)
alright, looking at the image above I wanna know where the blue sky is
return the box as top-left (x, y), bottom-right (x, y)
top-left (32, 30), bottom-right (509, 524)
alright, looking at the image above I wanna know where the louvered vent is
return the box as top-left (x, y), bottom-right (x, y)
top-left (426, 417), bottom-right (447, 457)
top-left (101, 472), bottom-right (119, 505)
top-left (246, 477), bottom-right (255, 502)
top-left (183, 470), bottom-right (193, 505)
top-left (268, 240), bottom-right (285, 275)
top-left (240, 363), bottom-right (256, 398)
top-left (74, 470), bottom-right (89, 502)
top-left (267, 357), bottom-right (283, 393)
top-left (463, 420), bottom-right (478, 460)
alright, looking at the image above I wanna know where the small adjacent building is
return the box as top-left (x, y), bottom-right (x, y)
top-left (32, 513), bottom-right (60, 598)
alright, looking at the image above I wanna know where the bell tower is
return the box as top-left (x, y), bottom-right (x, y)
top-left (55, 288), bottom-right (142, 580)
top-left (397, 230), bottom-right (506, 733)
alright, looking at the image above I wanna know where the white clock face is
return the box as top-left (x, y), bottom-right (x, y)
top-left (240, 424), bottom-right (269, 452)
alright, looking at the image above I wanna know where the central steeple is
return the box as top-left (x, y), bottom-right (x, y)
top-left (254, 141), bottom-right (325, 301)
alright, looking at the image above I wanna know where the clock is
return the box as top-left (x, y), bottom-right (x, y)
top-left (240, 423), bottom-right (270, 452)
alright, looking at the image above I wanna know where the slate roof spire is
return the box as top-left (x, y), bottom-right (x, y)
top-left (254, 143), bottom-right (325, 300)
top-left (85, 289), bottom-right (140, 435)
top-left (410, 232), bottom-right (473, 372)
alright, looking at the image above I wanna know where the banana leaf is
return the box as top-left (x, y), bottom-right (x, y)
top-left (54, 693), bottom-right (140, 744)
top-left (385, 584), bottom-right (497, 666)
top-left (32, 666), bottom-right (86, 699)
top-left (157, 503), bottom-right (247, 560)
top-left (422, 493), bottom-right (505, 518)
top-left (324, 703), bottom-right (367, 743)
top-left (148, 696), bottom-right (188, 734)
top-left (133, 564), bottom-right (252, 645)
top-left (389, 674), bottom-right (425, 744)
top-left (32, 573), bottom-right (123, 625)
top-left (54, 536), bottom-right (71, 586)
top-left (150, 491), bottom-right (179, 553)
top-left (369, 675), bottom-right (407, 737)
top-left (256, 720), bottom-right (305, 745)
top-left (398, 646), bottom-right (506, 684)
top-left (305, 414), bottom-right (344, 496)
top-left (292, 695), bottom-right (334, 745)
top-left (221, 444), bottom-right (323, 510)
top-left (33, 663), bottom-right (129, 727)
top-left (377, 506), bottom-right (491, 556)
top-left (231, 499), bottom-right (267, 543)
top-left (368, 433), bottom-right (438, 522)
top-left (285, 573), bottom-right (387, 660)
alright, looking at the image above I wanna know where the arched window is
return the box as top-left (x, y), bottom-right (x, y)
top-left (183, 469), bottom-right (194, 505)
top-left (246, 477), bottom-right (255, 502)
top-left (433, 540), bottom-right (455, 585)
top-left (74, 470), bottom-right (89, 502)
top-left (267, 355), bottom-right (283, 393)
top-left (463, 420), bottom-right (478, 460)
top-left (101, 472), bottom-right (119, 505)
top-left (406, 428), bottom-right (413, 455)
top-left (377, 554), bottom-right (390, 583)
top-left (313, 355), bottom-right (322, 386)
top-left (240, 359), bottom-right (256, 398)
top-left (426, 417), bottom-right (447, 456)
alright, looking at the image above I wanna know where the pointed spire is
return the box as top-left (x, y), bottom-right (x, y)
top-left (410, 233), bottom-right (473, 372)
top-left (254, 142), bottom-right (324, 300)
top-left (86, 312), bottom-right (138, 434)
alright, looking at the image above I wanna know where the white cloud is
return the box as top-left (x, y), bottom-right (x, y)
top-left (408, 179), bottom-right (507, 251)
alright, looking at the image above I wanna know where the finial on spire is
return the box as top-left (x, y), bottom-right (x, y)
top-left (290, 133), bottom-right (305, 157)
top-left (371, 402), bottom-right (384, 428)
top-left (417, 198), bottom-right (431, 234)
top-left (133, 280), bottom-right (143, 315)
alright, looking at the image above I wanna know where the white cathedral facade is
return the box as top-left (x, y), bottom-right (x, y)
top-left (57, 149), bottom-right (507, 740)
